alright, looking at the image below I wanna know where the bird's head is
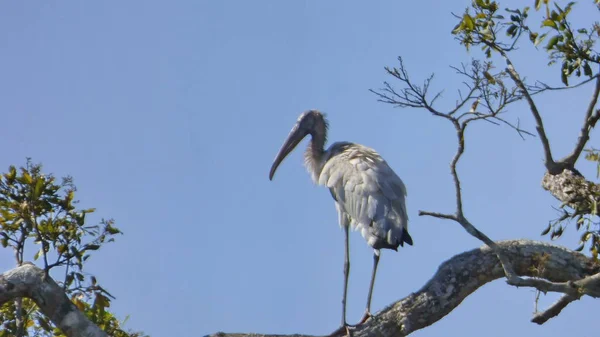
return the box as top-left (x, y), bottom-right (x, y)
top-left (269, 110), bottom-right (328, 180)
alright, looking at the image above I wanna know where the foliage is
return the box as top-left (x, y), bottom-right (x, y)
top-left (452, 0), bottom-right (600, 85)
top-left (447, 0), bottom-right (600, 256)
top-left (0, 159), bottom-right (147, 337)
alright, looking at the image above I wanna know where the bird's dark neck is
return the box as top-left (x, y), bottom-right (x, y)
top-left (304, 132), bottom-right (327, 183)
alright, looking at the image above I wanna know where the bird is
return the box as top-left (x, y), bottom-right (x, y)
top-left (269, 110), bottom-right (413, 334)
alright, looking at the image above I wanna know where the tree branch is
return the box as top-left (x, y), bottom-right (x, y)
top-left (496, 48), bottom-right (557, 172)
top-left (541, 169), bottom-right (600, 215)
top-left (528, 75), bottom-right (600, 95)
top-left (206, 240), bottom-right (600, 337)
top-left (531, 294), bottom-right (577, 325)
top-left (0, 263), bottom-right (107, 337)
top-left (561, 74), bottom-right (600, 166)
top-left (373, 57), bottom-right (532, 283)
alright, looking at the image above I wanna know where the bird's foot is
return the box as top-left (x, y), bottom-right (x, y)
top-left (356, 310), bottom-right (373, 325)
top-left (329, 324), bottom-right (354, 337)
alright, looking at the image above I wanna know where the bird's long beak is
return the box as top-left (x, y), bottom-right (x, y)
top-left (269, 124), bottom-right (307, 180)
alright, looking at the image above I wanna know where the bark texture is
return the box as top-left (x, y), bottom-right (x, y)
top-left (0, 263), bottom-right (107, 337)
top-left (206, 240), bottom-right (600, 337)
top-left (542, 169), bottom-right (600, 214)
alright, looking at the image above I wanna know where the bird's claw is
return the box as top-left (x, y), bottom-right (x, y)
top-left (329, 324), bottom-right (354, 337)
top-left (356, 310), bottom-right (373, 325)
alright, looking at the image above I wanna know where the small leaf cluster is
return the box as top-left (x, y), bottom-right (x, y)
top-left (0, 159), bottom-right (146, 337)
top-left (534, 1), bottom-right (599, 85)
top-left (451, 0), bottom-right (600, 85)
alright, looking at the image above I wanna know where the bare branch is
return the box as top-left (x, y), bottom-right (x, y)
top-left (451, 123), bottom-right (467, 216)
top-left (418, 211), bottom-right (456, 221)
top-left (491, 117), bottom-right (535, 140)
top-left (448, 64), bottom-right (481, 115)
top-left (531, 294), bottom-right (578, 325)
top-left (368, 57), bottom-right (452, 121)
top-left (528, 75), bottom-right (600, 95)
top-left (374, 57), bottom-right (535, 283)
top-left (561, 74), bottom-right (600, 166)
top-left (0, 263), bottom-right (107, 337)
top-left (510, 272), bottom-right (600, 297)
top-left (207, 240), bottom-right (600, 337)
top-left (495, 47), bottom-right (557, 171)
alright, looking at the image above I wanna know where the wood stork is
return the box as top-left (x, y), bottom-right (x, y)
top-left (269, 110), bottom-right (413, 332)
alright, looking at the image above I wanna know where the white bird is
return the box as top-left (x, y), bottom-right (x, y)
top-left (269, 110), bottom-right (413, 332)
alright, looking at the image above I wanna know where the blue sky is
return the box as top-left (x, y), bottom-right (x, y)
top-left (0, 1), bottom-right (597, 336)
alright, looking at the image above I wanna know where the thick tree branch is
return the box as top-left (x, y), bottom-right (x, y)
top-left (542, 169), bottom-right (600, 215)
top-left (207, 240), bottom-right (600, 337)
top-left (0, 263), bottom-right (107, 337)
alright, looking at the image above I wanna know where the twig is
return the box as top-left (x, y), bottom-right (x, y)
top-left (374, 57), bottom-right (529, 282)
top-left (531, 294), bottom-right (578, 324)
top-left (528, 75), bottom-right (600, 95)
top-left (417, 211), bottom-right (456, 221)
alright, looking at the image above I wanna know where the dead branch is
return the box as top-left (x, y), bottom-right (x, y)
top-left (372, 57), bottom-right (534, 284)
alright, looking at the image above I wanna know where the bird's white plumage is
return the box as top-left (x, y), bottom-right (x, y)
top-left (317, 142), bottom-right (409, 250)
top-left (269, 110), bottom-right (412, 326)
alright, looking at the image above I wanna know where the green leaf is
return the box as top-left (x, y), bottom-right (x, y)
top-left (66, 190), bottom-right (74, 205)
top-left (529, 32), bottom-right (539, 43)
top-left (33, 248), bottom-right (43, 261)
top-left (93, 293), bottom-right (110, 313)
top-left (506, 24), bottom-right (518, 37)
top-left (551, 226), bottom-right (564, 239)
top-left (84, 244), bottom-right (100, 251)
top-left (535, 0), bottom-right (542, 10)
top-left (106, 225), bottom-right (121, 235)
top-left (541, 223), bottom-right (552, 235)
top-left (546, 35), bottom-right (560, 50)
top-left (484, 71), bottom-right (496, 84)
top-left (542, 19), bottom-right (557, 28)
top-left (534, 32), bottom-right (548, 46)
top-left (581, 231), bottom-right (592, 242)
top-left (583, 62), bottom-right (592, 77)
top-left (5, 166), bottom-right (17, 182)
top-left (561, 63), bottom-right (569, 86)
top-left (33, 178), bottom-right (44, 199)
top-left (21, 172), bottom-right (33, 184)
top-left (463, 14), bottom-right (475, 31)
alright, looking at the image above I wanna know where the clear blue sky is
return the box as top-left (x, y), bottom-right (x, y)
top-left (0, 1), bottom-right (597, 336)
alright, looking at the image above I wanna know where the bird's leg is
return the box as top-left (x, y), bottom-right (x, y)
top-left (342, 224), bottom-right (351, 326)
top-left (330, 225), bottom-right (351, 337)
top-left (358, 250), bottom-right (380, 325)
